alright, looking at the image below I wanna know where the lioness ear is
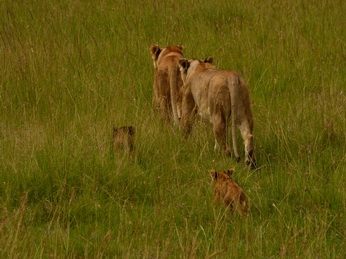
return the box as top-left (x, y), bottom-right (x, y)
top-left (227, 169), bottom-right (234, 176)
top-left (177, 44), bottom-right (184, 50)
top-left (204, 57), bottom-right (214, 63)
top-left (210, 170), bottom-right (217, 180)
top-left (149, 45), bottom-right (161, 59)
top-left (178, 58), bottom-right (189, 70)
top-left (149, 45), bottom-right (159, 54)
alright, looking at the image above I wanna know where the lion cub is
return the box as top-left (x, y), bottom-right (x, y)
top-left (112, 126), bottom-right (135, 154)
top-left (210, 169), bottom-right (249, 215)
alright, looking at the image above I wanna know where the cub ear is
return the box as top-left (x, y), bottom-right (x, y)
top-left (178, 58), bottom-right (189, 70)
top-left (226, 169), bottom-right (234, 176)
top-left (113, 127), bottom-right (119, 137)
top-left (177, 44), bottom-right (184, 50)
top-left (204, 56), bottom-right (214, 63)
top-left (210, 170), bottom-right (217, 180)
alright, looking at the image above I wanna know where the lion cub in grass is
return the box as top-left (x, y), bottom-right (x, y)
top-left (112, 126), bottom-right (135, 155)
top-left (210, 169), bottom-right (249, 215)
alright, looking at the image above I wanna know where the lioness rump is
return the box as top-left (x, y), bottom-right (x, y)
top-left (149, 45), bottom-right (184, 124)
top-left (210, 169), bottom-right (249, 215)
top-left (178, 58), bottom-right (256, 168)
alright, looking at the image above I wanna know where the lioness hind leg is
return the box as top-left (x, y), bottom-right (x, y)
top-left (152, 73), bottom-right (160, 110)
top-left (239, 119), bottom-right (256, 168)
top-left (180, 88), bottom-right (196, 136)
top-left (214, 140), bottom-right (219, 151)
top-left (212, 114), bottom-right (231, 157)
top-left (159, 96), bottom-right (171, 122)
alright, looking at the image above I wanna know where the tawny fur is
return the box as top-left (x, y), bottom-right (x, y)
top-left (178, 58), bottom-right (256, 168)
top-left (210, 169), bottom-right (249, 215)
top-left (149, 45), bottom-right (184, 125)
top-left (113, 126), bottom-right (135, 155)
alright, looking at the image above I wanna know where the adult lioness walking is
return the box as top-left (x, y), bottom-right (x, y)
top-left (178, 58), bottom-right (256, 168)
top-left (149, 45), bottom-right (184, 124)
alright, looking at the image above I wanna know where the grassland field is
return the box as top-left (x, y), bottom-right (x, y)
top-left (0, 0), bottom-right (345, 257)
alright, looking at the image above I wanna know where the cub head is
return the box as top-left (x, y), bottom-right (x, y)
top-left (113, 125), bottom-right (135, 137)
top-left (210, 169), bottom-right (235, 183)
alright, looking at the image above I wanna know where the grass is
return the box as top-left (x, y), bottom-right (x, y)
top-left (0, 0), bottom-right (345, 257)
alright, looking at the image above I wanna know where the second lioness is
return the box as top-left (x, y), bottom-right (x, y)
top-left (178, 58), bottom-right (256, 168)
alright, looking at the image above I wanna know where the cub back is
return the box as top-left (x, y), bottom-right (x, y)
top-left (210, 169), bottom-right (249, 215)
top-left (113, 126), bottom-right (135, 154)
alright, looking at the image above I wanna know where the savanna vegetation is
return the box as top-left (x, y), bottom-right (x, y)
top-left (0, 0), bottom-right (345, 257)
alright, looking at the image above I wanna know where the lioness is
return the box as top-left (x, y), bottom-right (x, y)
top-left (210, 169), bottom-right (249, 215)
top-left (178, 58), bottom-right (256, 168)
top-left (149, 45), bottom-right (184, 124)
top-left (113, 126), bottom-right (135, 154)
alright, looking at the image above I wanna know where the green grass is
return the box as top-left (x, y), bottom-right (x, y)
top-left (0, 0), bottom-right (345, 257)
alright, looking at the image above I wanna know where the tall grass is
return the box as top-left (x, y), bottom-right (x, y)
top-left (0, 0), bottom-right (345, 257)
